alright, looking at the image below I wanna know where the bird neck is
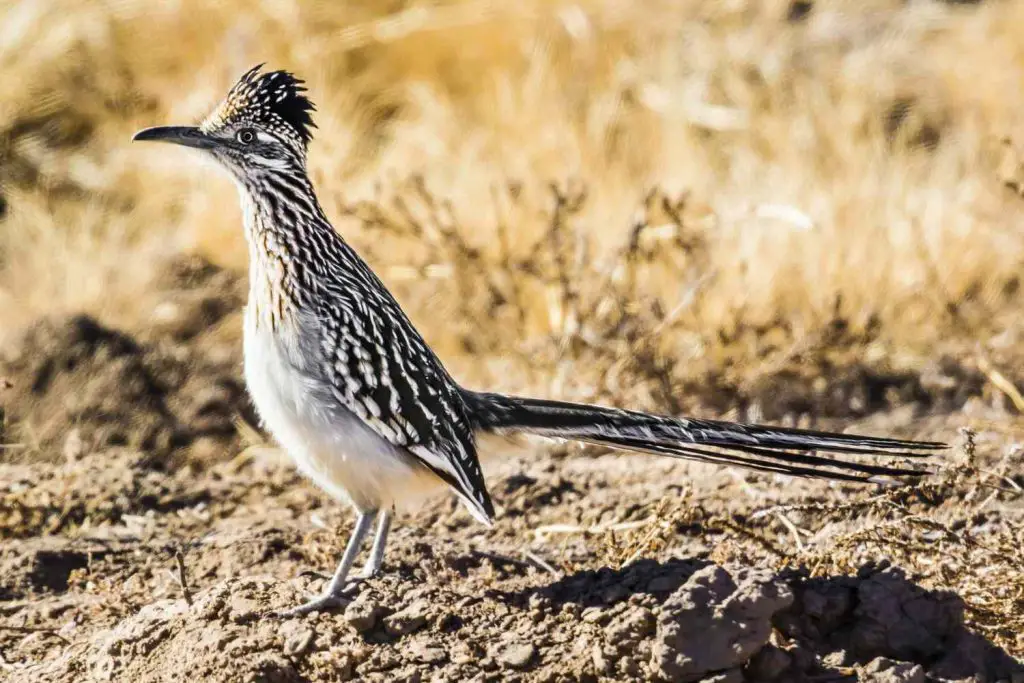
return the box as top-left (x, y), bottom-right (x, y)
top-left (237, 169), bottom-right (334, 329)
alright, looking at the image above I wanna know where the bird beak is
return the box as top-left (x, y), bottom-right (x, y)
top-left (132, 126), bottom-right (217, 150)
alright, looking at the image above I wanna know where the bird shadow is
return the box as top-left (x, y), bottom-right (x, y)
top-left (494, 556), bottom-right (710, 609)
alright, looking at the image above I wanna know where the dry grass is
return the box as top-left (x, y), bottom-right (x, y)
top-left (2, 0), bottom-right (1024, 397)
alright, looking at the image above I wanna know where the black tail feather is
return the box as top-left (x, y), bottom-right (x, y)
top-left (581, 437), bottom-right (912, 482)
top-left (587, 434), bottom-right (928, 481)
top-left (463, 391), bottom-right (942, 483)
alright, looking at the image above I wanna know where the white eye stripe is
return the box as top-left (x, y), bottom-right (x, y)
top-left (250, 154), bottom-right (289, 169)
top-left (256, 131), bottom-right (278, 144)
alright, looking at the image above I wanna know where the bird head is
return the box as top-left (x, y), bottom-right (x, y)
top-left (133, 65), bottom-right (316, 177)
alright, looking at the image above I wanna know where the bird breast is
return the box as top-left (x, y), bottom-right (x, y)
top-left (241, 302), bottom-right (444, 512)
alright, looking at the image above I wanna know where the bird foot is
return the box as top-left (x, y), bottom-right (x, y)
top-left (278, 592), bottom-right (349, 617)
top-left (350, 568), bottom-right (379, 582)
top-left (277, 577), bottom-right (367, 617)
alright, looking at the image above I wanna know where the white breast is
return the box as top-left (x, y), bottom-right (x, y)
top-left (242, 305), bottom-right (444, 513)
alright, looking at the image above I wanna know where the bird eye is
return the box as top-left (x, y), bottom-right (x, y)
top-left (237, 129), bottom-right (255, 144)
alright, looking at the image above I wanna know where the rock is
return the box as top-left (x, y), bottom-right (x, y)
top-left (497, 643), bottom-right (536, 670)
top-left (862, 656), bottom-right (925, 683)
top-left (383, 600), bottom-right (430, 637)
top-left (344, 600), bottom-right (381, 633)
top-left (746, 645), bottom-right (793, 680)
top-left (408, 642), bottom-right (448, 665)
top-left (650, 565), bottom-right (793, 682)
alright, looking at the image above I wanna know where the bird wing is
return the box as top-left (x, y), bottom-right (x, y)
top-left (316, 272), bottom-right (494, 523)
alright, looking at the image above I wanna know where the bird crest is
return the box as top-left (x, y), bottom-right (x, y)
top-left (201, 65), bottom-right (316, 147)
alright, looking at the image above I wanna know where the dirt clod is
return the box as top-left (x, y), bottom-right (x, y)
top-left (382, 599), bottom-right (430, 636)
top-left (0, 311), bottom-right (249, 465)
top-left (862, 657), bottom-right (927, 683)
top-left (745, 645), bottom-right (792, 680)
top-left (849, 567), bottom-right (962, 661)
top-left (651, 565), bottom-right (793, 682)
top-left (344, 598), bottom-right (382, 634)
top-left (497, 642), bottom-right (536, 669)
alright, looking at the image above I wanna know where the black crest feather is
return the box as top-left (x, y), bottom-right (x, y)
top-left (203, 64), bottom-right (317, 146)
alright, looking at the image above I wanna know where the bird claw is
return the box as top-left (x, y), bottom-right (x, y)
top-left (277, 592), bottom-right (349, 617)
top-left (350, 568), bottom-right (378, 582)
top-left (277, 578), bottom-right (366, 617)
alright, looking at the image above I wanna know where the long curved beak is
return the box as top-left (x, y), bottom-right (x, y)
top-left (132, 126), bottom-right (217, 149)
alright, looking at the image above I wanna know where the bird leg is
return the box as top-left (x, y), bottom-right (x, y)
top-left (281, 510), bottom-right (377, 616)
top-left (353, 508), bottom-right (392, 580)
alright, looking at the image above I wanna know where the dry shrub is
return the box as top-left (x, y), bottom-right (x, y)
top-left (1, 0), bottom-right (1023, 388)
top-left (737, 430), bottom-right (1024, 653)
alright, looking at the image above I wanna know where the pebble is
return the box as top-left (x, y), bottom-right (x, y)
top-left (409, 642), bottom-right (448, 664)
top-left (344, 600), bottom-right (380, 633)
top-left (383, 600), bottom-right (430, 636)
top-left (282, 626), bottom-right (315, 656)
top-left (498, 643), bottom-right (536, 669)
top-left (702, 670), bottom-right (743, 683)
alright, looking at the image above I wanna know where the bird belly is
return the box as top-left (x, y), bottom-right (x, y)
top-left (243, 308), bottom-right (443, 512)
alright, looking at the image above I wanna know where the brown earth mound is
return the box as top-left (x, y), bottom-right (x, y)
top-left (0, 258), bottom-right (250, 465)
top-left (2, 440), bottom-right (1022, 682)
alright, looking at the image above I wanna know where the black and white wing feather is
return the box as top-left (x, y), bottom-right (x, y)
top-left (315, 243), bottom-right (494, 523)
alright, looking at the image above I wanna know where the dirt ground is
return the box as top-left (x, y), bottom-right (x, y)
top-left (1, 264), bottom-right (1023, 683)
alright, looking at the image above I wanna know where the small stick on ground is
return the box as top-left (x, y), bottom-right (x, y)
top-left (173, 546), bottom-right (193, 606)
top-left (977, 355), bottom-right (1024, 413)
top-left (522, 550), bottom-right (562, 578)
top-left (774, 512), bottom-right (806, 553)
top-left (470, 549), bottom-right (532, 571)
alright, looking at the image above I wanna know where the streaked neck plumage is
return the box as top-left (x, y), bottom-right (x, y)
top-left (237, 164), bottom-right (332, 331)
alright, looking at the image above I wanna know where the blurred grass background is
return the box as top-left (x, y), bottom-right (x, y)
top-left (2, 0), bottom-right (1024, 416)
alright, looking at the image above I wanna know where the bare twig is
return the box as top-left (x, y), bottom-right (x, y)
top-left (978, 354), bottom-right (1024, 413)
top-left (173, 546), bottom-right (193, 606)
top-left (774, 512), bottom-right (806, 552)
top-left (522, 550), bottom-right (562, 577)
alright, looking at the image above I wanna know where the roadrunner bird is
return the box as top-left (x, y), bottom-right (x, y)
top-left (134, 66), bottom-right (944, 615)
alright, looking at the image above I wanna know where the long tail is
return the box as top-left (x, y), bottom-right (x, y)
top-left (462, 391), bottom-right (945, 482)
